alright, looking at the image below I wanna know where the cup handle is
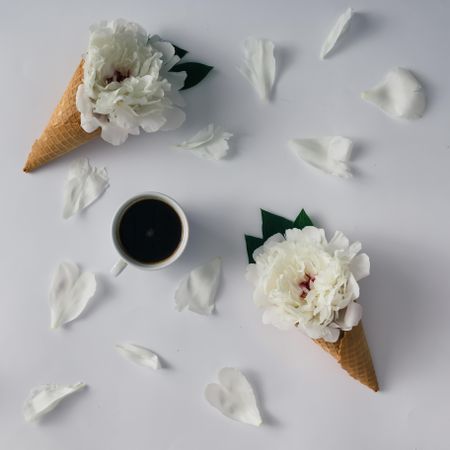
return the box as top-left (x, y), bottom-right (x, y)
top-left (111, 259), bottom-right (128, 277)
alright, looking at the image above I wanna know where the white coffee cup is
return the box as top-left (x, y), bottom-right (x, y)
top-left (111, 192), bottom-right (189, 277)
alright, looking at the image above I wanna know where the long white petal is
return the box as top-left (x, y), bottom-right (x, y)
top-left (166, 72), bottom-right (187, 101)
top-left (101, 123), bottom-right (130, 145)
top-left (320, 326), bottom-right (341, 343)
top-left (289, 136), bottom-right (353, 178)
top-left (23, 382), bottom-right (86, 422)
top-left (62, 158), bottom-right (109, 219)
top-left (49, 262), bottom-right (97, 329)
top-left (177, 124), bottom-right (233, 160)
top-left (342, 301), bottom-right (363, 330)
top-left (327, 230), bottom-right (350, 253)
top-left (320, 7), bottom-right (354, 59)
top-left (139, 113), bottom-right (167, 133)
top-left (262, 306), bottom-right (295, 330)
top-left (175, 257), bottom-right (221, 315)
top-left (238, 37), bottom-right (276, 101)
top-left (361, 67), bottom-right (426, 119)
top-left (75, 85), bottom-right (94, 116)
top-left (350, 253), bottom-right (370, 281)
top-left (160, 107), bottom-right (186, 131)
top-left (205, 368), bottom-right (262, 426)
top-left (115, 343), bottom-right (161, 370)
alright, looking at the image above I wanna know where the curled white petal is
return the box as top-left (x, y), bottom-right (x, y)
top-left (160, 107), bottom-right (186, 131)
top-left (115, 343), bottom-right (161, 370)
top-left (262, 306), bottom-right (294, 330)
top-left (62, 157), bottom-right (109, 219)
top-left (100, 122), bottom-right (132, 146)
top-left (23, 382), bottom-right (86, 422)
top-left (252, 233), bottom-right (285, 261)
top-left (238, 37), bottom-right (276, 101)
top-left (320, 7), bottom-right (354, 59)
top-left (289, 136), bottom-right (353, 178)
top-left (349, 253), bottom-right (370, 281)
top-left (327, 230), bottom-right (350, 253)
top-left (175, 257), bottom-right (221, 315)
top-left (205, 368), bottom-right (262, 427)
top-left (313, 325), bottom-right (340, 343)
top-left (49, 262), bottom-right (96, 329)
top-left (361, 67), bottom-right (426, 119)
top-left (177, 124), bottom-right (233, 160)
top-left (342, 301), bottom-right (363, 330)
top-left (165, 72), bottom-right (187, 103)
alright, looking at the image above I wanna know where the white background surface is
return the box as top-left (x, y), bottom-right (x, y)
top-left (1, 0), bottom-right (449, 448)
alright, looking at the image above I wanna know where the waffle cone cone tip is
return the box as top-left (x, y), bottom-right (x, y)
top-left (23, 61), bottom-right (100, 173)
top-left (315, 323), bottom-right (379, 391)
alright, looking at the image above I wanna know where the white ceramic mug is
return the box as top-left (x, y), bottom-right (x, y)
top-left (111, 192), bottom-right (189, 277)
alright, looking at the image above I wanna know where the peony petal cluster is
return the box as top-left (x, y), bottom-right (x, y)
top-left (76, 19), bottom-right (186, 145)
top-left (246, 226), bottom-right (370, 342)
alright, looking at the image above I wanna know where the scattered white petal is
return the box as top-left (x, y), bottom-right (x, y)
top-left (49, 261), bottom-right (96, 329)
top-left (23, 382), bottom-right (86, 423)
top-left (205, 367), bottom-right (262, 427)
top-left (175, 257), bottom-right (221, 315)
top-left (289, 136), bottom-right (353, 178)
top-left (320, 7), bottom-right (354, 59)
top-left (62, 157), bottom-right (109, 219)
top-left (115, 343), bottom-right (161, 370)
top-left (176, 124), bottom-right (233, 160)
top-left (238, 37), bottom-right (276, 101)
top-left (361, 67), bottom-right (426, 119)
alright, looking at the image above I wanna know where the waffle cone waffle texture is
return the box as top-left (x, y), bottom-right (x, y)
top-left (23, 61), bottom-right (100, 173)
top-left (315, 322), bottom-right (379, 391)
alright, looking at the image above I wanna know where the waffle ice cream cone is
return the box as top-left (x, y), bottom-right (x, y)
top-left (315, 322), bottom-right (379, 391)
top-left (23, 61), bottom-right (100, 173)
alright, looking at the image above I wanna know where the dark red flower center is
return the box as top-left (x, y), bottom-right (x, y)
top-left (298, 274), bottom-right (315, 299)
top-left (105, 70), bottom-right (130, 85)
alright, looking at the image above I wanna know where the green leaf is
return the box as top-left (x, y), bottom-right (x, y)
top-left (173, 45), bottom-right (188, 59)
top-left (261, 209), bottom-right (294, 240)
top-left (170, 62), bottom-right (213, 90)
top-left (293, 209), bottom-right (314, 229)
top-left (245, 235), bottom-right (264, 264)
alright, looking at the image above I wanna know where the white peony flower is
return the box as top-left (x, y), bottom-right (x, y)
top-left (76, 19), bottom-right (187, 145)
top-left (246, 227), bottom-right (369, 342)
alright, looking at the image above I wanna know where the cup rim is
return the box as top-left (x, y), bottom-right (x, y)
top-left (112, 191), bottom-right (189, 270)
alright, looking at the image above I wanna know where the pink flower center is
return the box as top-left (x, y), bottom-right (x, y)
top-left (298, 274), bottom-right (315, 299)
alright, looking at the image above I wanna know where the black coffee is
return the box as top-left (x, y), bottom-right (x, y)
top-left (118, 198), bottom-right (183, 264)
